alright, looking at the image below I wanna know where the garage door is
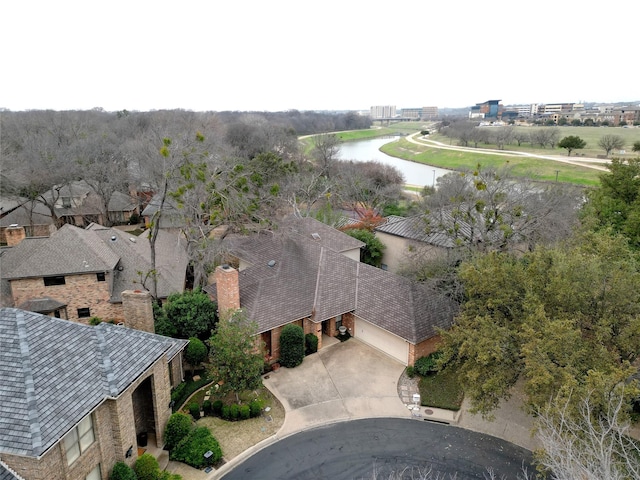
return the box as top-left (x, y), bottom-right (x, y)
top-left (355, 318), bottom-right (408, 365)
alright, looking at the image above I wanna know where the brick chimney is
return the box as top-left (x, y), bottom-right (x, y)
top-left (121, 289), bottom-right (155, 333)
top-left (215, 265), bottom-right (240, 319)
top-left (6, 225), bottom-right (26, 247)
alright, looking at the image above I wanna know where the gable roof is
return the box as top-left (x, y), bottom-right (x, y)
top-left (3, 224), bottom-right (120, 279)
top-left (1, 224), bottom-right (188, 302)
top-left (0, 197), bottom-right (53, 228)
top-left (0, 308), bottom-right (187, 458)
top-left (0, 461), bottom-right (23, 480)
top-left (210, 218), bottom-right (457, 344)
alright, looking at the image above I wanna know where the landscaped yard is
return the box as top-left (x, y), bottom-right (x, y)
top-left (418, 368), bottom-right (464, 411)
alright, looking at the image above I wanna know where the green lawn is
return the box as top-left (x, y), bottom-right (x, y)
top-left (382, 137), bottom-right (603, 186)
top-left (418, 368), bottom-right (464, 411)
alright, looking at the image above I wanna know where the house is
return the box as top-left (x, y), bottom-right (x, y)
top-left (374, 215), bottom-right (461, 273)
top-left (140, 193), bottom-right (185, 231)
top-left (0, 305), bottom-right (188, 480)
top-left (206, 216), bottom-right (458, 366)
top-left (0, 197), bottom-right (55, 244)
top-left (0, 223), bottom-right (188, 322)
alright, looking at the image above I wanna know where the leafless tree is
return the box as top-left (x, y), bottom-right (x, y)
top-left (535, 390), bottom-right (640, 480)
top-left (313, 133), bottom-right (341, 178)
top-left (598, 135), bottom-right (625, 157)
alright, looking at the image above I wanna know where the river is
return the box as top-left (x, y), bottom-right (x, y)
top-left (337, 136), bottom-right (451, 187)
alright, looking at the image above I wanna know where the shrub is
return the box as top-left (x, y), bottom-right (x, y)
top-left (221, 404), bottom-right (231, 420)
top-left (305, 333), bottom-right (318, 355)
top-left (164, 412), bottom-right (193, 451)
top-left (202, 399), bottom-right (212, 415)
top-left (188, 402), bottom-right (201, 420)
top-left (109, 461), bottom-right (136, 480)
top-left (405, 366), bottom-right (415, 378)
top-left (129, 213), bottom-right (140, 225)
top-left (134, 453), bottom-right (160, 480)
top-left (239, 404), bottom-right (251, 420)
top-left (414, 352), bottom-right (442, 377)
top-left (89, 316), bottom-right (103, 326)
top-left (212, 400), bottom-right (223, 415)
top-left (170, 375), bottom-right (213, 412)
top-left (230, 404), bottom-right (240, 420)
top-left (249, 400), bottom-right (262, 418)
top-left (280, 324), bottom-right (305, 368)
top-left (170, 427), bottom-right (222, 468)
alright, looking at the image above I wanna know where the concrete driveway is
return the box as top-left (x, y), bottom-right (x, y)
top-left (263, 338), bottom-right (412, 438)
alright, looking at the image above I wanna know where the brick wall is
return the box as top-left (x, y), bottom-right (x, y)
top-left (408, 335), bottom-right (442, 366)
top-left (10, 273), bottom-right (123, 323)
top-left (5, 226), bottom-right (26, 246)
top-left (215, 265), bottom-right (240, 318)
top-left (121, 290), bottom-right (154, 332)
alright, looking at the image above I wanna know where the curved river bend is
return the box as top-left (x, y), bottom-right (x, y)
top-left (338, 136), bottom-right (451, 187)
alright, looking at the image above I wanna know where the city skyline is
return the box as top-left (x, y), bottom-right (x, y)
top-left (2, 1), bottom-right (637, 113)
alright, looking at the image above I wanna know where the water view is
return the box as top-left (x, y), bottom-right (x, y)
top-left (338, 136), bottom-right (451, 187)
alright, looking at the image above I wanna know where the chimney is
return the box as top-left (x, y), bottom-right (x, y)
top-left (6, 225), bottom-right (26, 247)
top-left (215, 264), bottom-right (240, 319)
top-left (121, 290), bottom-right (155, 333)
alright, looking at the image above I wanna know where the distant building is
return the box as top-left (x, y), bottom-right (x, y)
top-left (370, 105), bottom-right (397, 119)
top-left (399, 107), bottom-right (439, 120)
top-left (400, 108), bottom-right (422, 119)
top-left (469, 100), bottom-right (503, 119)
top-left (421, 106), bottom-right (439, 119)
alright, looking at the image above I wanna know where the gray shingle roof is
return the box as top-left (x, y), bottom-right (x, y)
top-left (0, 461), bottom-right (23, 480)
top-left (3, 225), bottom-right (120, 279)
top-left (0, 197), bottom-right (53, 228)
top-left (0, 308), bottom-right (187, 458)
top-left (211, 218), bottom-right (457, 344)
top-left (375, 215), bottom-right (459, 248)
top-left (17, 297), bottom-right (67, 314)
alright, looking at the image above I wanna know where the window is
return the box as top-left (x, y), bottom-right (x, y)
top-left (63, 415), bottom-right (95, 465)
top-left (77, 308), bottom-right (91, 318)
top-left (86, 465), bottom-right (101, 480)
top-left (44, 276), bottom-right (66, 286)
top-left (96, 272), bottom-right (106, 282)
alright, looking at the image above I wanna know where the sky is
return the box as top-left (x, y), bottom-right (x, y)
top-left (1, 0), bottom-right (637, 113)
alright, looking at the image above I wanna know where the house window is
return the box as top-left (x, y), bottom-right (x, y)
top-left (77, 308), bottom-right (91, 318)
top-left (44, 276), bottom-right (66, 286)
top-left (63, 414), bottom-right (95, 465)
top-left (335, 314), bottom-right (343, 330)
top-left (96, 272), bottom-right (106, 282)
top-left (62, 196), bottom-right (71, 208)
top-left (86, 465), bottom-right (101, 480)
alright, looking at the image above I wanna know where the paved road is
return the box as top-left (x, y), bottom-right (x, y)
top-left (221, 418), bottom-right (534, 480)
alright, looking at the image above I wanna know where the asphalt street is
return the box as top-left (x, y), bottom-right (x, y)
top-left (221, 418), bottom-right (534, 480)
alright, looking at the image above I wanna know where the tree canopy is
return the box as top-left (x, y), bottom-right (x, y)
top-left (439, 231), bottom-right (640, 416)
top-left (558, 135), bottom-right (587, 156)
top-left (154, 288), bottom-right (217, 340)
top-left (208, 310), bottom-right (263, 398)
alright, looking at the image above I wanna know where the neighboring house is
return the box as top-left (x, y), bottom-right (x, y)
top-left (0, 305), bottom-right (188, 480)
top-left (107, 191), bottom-right (140, 225)
top-left (140, 193), bottom-right (185, 231)
top-left (374, 215), bottom-right (461, 273)
top-left (0, 197), bottom-right (55, 244)
top-left (0, 223), bottom-right (188, 322)
top-left (206, 216), bottom-right (458, 366)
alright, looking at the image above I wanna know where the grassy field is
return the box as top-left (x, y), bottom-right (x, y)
top-left (382, 137), bottom-right (603, 186)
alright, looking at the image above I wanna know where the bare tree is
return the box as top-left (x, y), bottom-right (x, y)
top-left (312, 133), bottom-right (341, 178)
top-left (598, 135), bottom-right (625, 157)
top-left (535, 390), bottom-right (640, 480)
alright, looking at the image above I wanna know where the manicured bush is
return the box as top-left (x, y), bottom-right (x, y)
top-left (249, 400), bottom-right (262, 418)
top-left (170, 375), bottom-right (213, 412)
top-left (239, 404), bottom-right (251, 420)
top-left (280, 324), bottom-right (305, 368)
top-left (305, 333), bottom-right (318, 355)
top-left (170, 427), bottom-right (222, 468)
top-left (414, 352), bottom-right (442, 377)
top-left (221, 404), bottom-right (231, 420)
top-left (188, 402), bottom-right (201, 420)
top-left (202, 400), bottom-right (212, 415)
top-left (229, 403), bottom-right (240, 420)
top-left (164, 412), bottom-right (193, 451)
top-left (134, 453), bottom-right (160, 480)
top-left (405, 366), bottom-right (415, 378)
top-left (109, 461), bottom-right (136, 480)
top-left (212, 400), bottom-right (223, 415)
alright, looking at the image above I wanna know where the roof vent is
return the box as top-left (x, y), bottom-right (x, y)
top-left (267, 260), bottom-right (276, 267)
top-left (311, 232), bottom-right (321, 240)
top-left (9, 223), bottom-right (19, 228)
top-left (129, 237), bottom-right (136, 243)
top-left (110, 235), bottom-right (117, 242)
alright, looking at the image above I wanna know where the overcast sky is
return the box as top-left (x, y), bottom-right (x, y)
top-left (2, 1), bottom-right (637, 113)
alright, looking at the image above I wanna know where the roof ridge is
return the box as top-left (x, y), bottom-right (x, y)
top-left (94, 327), bottom-right (119, 396)
top-left (15, 310), bottom-right (43, 452)
top-left (312, 247), bottom-right (324, 317)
